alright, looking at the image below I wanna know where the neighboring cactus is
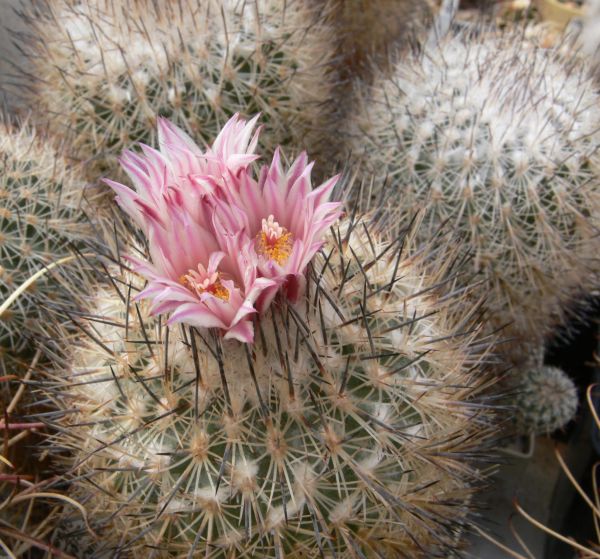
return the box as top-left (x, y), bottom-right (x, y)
top-left (44, 219), bottom-right (495, 557)
top-left (347, 30), bottom-right (600, 353)
top-left (303, 0), bottom-right (435, 169)
top-left (22, 0), bottom-right (335, 180)
top-left (485, 383), bottom-right (600, 558)
top-left (0, 122), bottom-right (90, 352)
top-left (513, 365), bottom-right (578, 435)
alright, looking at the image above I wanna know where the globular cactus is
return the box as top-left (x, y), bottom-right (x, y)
top-left (21, 0), bottom-right (335, 180)
top-left (347, 30), bottom-right (600, 354)
top-left (0, 122), bottom-right (90, 353)
top-left (513, 365), bottom-right (578, 435)
top-left (43, 219), bottom-right (495, 558)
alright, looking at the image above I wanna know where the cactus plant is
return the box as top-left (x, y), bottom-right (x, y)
top-left (0, 121), bottom-right (91, 353)
top-left (21, 0), bottom-right (335, 181)
top-left (513, 364), bottom-right (578, 435)
top-left (42, 217), bottom-right (495, 557)
top-left (347, 30), bottom-right (600, 354)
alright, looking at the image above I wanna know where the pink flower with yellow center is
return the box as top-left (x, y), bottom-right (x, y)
top-left (104, 113), bottom-right (342, 343)
top-left (104, 122), bottom-right (273, 343)
top-left (215, 148), bottom-right (342, 306)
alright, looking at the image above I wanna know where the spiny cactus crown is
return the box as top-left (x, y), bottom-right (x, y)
top-left (44, 220), bottom-right (493, 558)
top-left (349, 30), bottom-right (600, 346)
top-left (24, 0), bottom-right (333, 178)
top-left (513, 364), bottom-right (578, 435)
top-left (0, 123), bottom-right (88, 352)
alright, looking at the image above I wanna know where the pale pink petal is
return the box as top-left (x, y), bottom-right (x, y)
top-left (207, 251), bottom-right (226, 273)
top-left (229, 299), bottom-right (258, 328)
top-left (287, 159), bottom-right (315, 203)
top-left (168, 302), bottom-right (229, 330)
top-left (120, 151), bottom-right (158, 197)
top-left (103, 178), bottom-right (145, 227)
top-left (224, 318), bottom-right (255, 343)
top-left (254, 283), bottom-right (280, 314)
top-left (157, 117), bottom-right (203, 156)
top-left (262, 150), bottom-right (287, 223)
top-left (139, 145), bottom-right (171, 194)
top-left (308, 175), bottom-right (341, 206)
top-left (286, 151), bottom-right (309, 187)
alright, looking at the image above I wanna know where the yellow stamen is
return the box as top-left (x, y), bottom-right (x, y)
top-left (180, 272), bottom-right (230, 301)
top-left (257, 215), bottom-right (293, 265)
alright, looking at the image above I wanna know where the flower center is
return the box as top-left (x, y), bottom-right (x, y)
top-left (257, 215), bottom-right (293, 265)
top-left (180, 265), bottom-right (229, 301)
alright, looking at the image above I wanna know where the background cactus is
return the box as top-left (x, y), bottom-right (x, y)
top-left (0, 121), bottom-right (91, 353)
top-left (512, 364), bottom-right (579, 435)
top-left (21, 0), bottom-right (335, 181)
top-left (346, 30), bottom-right (600, 356)
top-left (42, 218), bottom-right (495, 557)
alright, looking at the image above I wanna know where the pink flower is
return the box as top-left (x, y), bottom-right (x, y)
top-left (104, 113), bottom-right (342, 343)
top-left (154, 114), bottom-right (262, 201)
top-left (216, 148), bottom-right (342, 306)
top-left (104, 126), bottom-right (274, 343)
top-left (130, 229), bottom-right (272, 343)
top-left (205, 113), bottom-right (262, 175)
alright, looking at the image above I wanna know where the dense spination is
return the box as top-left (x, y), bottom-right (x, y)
top-left (23, 0), bottom-right (334, 179)
top-left (43, 219), bottom-right (494, 557)
top-left (0, 123), bottom-right (89, 352)
top-left (348, 30), bottom-right (600, 354)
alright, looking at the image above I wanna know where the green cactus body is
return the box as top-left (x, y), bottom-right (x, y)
top-left (348, 31), bottom-right (600, 352)
top-left (45, 220), bottom-right (493, 557)
top-left (24, 0), bottom-right (334, 180)
top-left (0, 123), bottom-right (89, 352)
top-left (513, 365), bottom-right (578, 435)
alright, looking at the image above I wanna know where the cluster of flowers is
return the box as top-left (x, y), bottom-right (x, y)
top-left (105, 115), bottom-right (342, 343)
